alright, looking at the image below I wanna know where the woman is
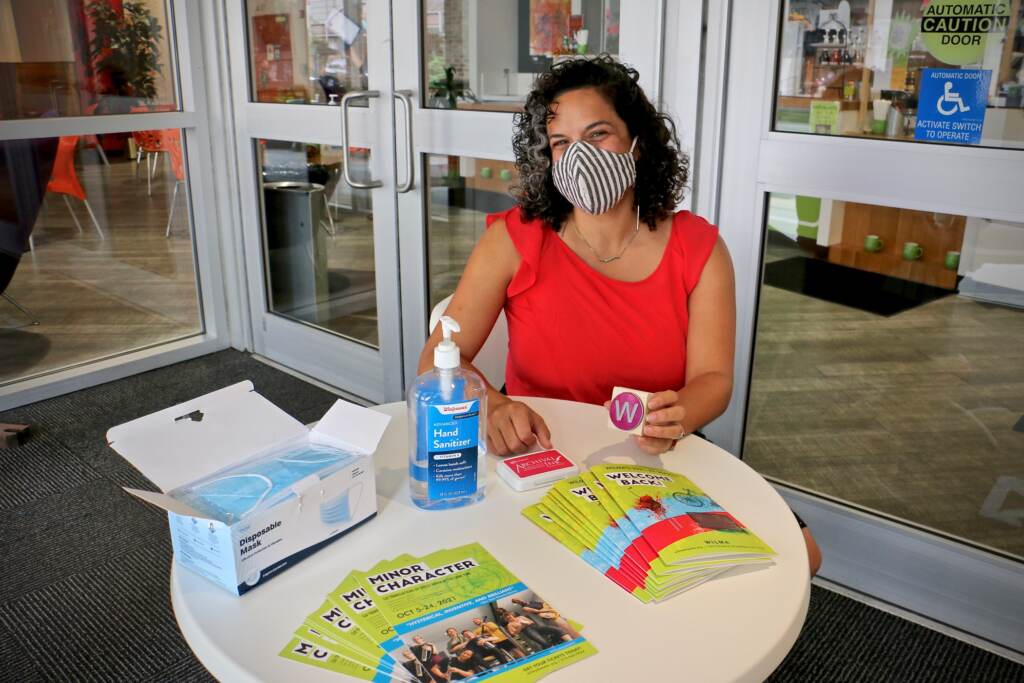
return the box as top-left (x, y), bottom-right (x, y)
top-left (416, 56), bottom-right (821, 576)
top-left (445, 627), bottom-right (468, 655)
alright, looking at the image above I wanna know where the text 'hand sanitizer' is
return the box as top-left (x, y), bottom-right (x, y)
top-left (408, 316), bottom-right (488, 510)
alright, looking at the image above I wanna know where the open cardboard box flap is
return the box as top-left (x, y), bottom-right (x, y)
top-left (107, 380), bottom-right (391, 520)
top-left (107, 380), bottom-right (306, 492)
top-left (309, 397), bottom-right (392, 455)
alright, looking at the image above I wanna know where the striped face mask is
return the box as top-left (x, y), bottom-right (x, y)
top-left (551, 137), bottom-right (637, 215)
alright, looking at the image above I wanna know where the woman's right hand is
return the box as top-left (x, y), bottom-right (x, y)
top-left (488, 397), bottom-right (553, 456)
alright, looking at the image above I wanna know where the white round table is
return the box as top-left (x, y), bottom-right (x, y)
top-left (171, 397), bottom-right (809, 682)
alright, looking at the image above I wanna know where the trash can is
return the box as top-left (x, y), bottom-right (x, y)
top-left (263, 181), bottom-right (328, 320)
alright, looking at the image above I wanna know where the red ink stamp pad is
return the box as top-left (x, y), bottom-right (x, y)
top-left (497, 449), bottom-right (579, 492)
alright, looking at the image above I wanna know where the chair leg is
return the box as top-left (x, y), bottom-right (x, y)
top-left (95, 141), bottom-right (110, 166)
top-left (323, 195), bottom-right (336, 235)
top-left (147, 153), bottom-right (155, 195)
top-left (81, 199), bottom-right (105, 240)
top-left (166, 182), bottom-right (180, 237)
top-left (2, 293), bottom-right (40, 325)
top-left (62, 194), bottom-right (84, 233)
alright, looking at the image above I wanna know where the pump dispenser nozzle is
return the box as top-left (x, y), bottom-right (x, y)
top-left (434, 316), bottom-right (461, 369)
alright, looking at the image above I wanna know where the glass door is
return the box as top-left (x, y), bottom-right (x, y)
top-left (228, 0), bottom-right (405, 403)
top-left (391, 0), bottom-right (673, 385)
top-left (717, 0), bottom-right (1024, 653)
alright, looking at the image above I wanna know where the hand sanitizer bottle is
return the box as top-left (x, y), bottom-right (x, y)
top-left (408, 316), bottom-right (487, 510)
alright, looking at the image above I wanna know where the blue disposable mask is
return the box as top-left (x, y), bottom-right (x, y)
top-left (171, 443), bottom-right (358, 523)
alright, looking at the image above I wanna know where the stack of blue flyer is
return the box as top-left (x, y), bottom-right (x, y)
top-left (281, 542), bottom-right (596, 682)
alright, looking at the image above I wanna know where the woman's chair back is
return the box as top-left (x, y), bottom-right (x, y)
top-left (428, 294), bottom-right (508, 389)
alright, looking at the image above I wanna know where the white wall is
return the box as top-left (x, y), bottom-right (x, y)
top-left (474, 0), bottom-right (521, 98)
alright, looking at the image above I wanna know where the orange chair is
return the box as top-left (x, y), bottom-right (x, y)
top-left (163, 130), bottom-right (186, 237)
top-left (130, 105), bottom-right (175, 195)
top-left (46, 135), bottom-right (105, 239)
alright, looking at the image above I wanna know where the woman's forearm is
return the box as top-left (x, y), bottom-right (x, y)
top-left (675, 371), bottom-right (732, 435)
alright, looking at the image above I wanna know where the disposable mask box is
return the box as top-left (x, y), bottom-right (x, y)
top-left (107, 381), bottom-right (390, 596)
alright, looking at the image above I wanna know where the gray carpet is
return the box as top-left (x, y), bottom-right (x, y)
top-left (0, 350), bottom-right (1021, 682)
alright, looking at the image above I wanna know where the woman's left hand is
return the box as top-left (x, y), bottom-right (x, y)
top-left (604, 390), bottom-right (687, 454)
top-left (639, 390), bottom-right (687, 454)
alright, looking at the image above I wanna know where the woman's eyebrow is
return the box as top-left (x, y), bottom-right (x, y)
top-left (549, 120), bottom-right (613, 140)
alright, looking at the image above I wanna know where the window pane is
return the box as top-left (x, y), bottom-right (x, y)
top-left (247, 0), bottom-right (368, 105)
top-left (422, 0), bottom-right (621, 112)
top-left (1, 130), bottom-right (202, 385)
top-left (0, 0), bottom-right (178, 120)
top-left (256, 139), bottom-right (378, 347)
top-left (774, 1), bottom-right (1024, 149)
top-left (426, 154), bottom-right (517, 311)
top-left (746, 192), bottom-right (1024, 559)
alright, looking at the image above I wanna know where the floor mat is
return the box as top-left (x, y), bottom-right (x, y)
top-left (764, 256), bottom-right (953, 316)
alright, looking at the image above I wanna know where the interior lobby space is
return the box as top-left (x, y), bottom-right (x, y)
top-left (748, 195), bottom-right (1024, 559)
top-left (1, 145), bottom-right (201, 383)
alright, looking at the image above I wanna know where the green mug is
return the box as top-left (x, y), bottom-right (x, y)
top-left (864, 235), bottom-right (884, 252)
top-left (945, 251), bottom-right (960, 270)
top-left (902, 242), bottom-right (924, 261)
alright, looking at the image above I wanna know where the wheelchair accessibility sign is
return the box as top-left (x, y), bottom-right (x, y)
top-left (915, 68), bottom-right (991, 145)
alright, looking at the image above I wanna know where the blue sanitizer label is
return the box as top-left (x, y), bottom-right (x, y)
top-left (427, 400), bottom-right (480, 500)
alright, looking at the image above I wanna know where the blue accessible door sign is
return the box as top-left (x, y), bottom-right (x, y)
top-left (915, 68), bottom-right (992, 145)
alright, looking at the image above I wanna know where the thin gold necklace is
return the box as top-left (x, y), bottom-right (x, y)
top-left (570, 205), bottom-right (640, 264)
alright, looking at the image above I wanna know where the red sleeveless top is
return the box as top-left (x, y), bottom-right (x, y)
top-left (486, 207), bottom-right (719, 406)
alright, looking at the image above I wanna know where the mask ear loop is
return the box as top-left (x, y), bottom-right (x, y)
top-left (276, 457), bottom-right (336, 464)
top-left (628, 136), bottom-right (638, 153)
top-left (275, 454), bottom-right (339, 465)
top-left (192, 473), bottom-right (273, 519)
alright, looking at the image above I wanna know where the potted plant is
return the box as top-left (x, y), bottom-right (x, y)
top-left (87, 1), bottom-right (163, 109)
top-left (428, 65), bottom-right (475, 109)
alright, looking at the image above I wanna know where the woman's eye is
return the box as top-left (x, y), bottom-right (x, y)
top-left (552, 139), bottom-right (567, 147)
top-left (590, 130), bottom-right (607, 139)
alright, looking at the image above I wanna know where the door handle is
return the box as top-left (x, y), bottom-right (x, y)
top-left (340, 90), bottom-right (383, 189)
top-left (394, 90), bottom-right (414, 193)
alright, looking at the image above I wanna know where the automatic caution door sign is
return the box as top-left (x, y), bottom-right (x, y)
top-left (920, 0), bottom-right (1012, 65)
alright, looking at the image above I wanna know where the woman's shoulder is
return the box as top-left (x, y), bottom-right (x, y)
top-left (669, 209), bottom-right (717, 232)
top-left (668, 209), bottom-right (719, 247)
top-left (669, 210), bottom-right (721, 293)
top-left (485, 207), bottom-right (552, 297)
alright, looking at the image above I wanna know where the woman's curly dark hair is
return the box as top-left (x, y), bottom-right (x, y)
top-left (511, 55), bottom-right (688, 230)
